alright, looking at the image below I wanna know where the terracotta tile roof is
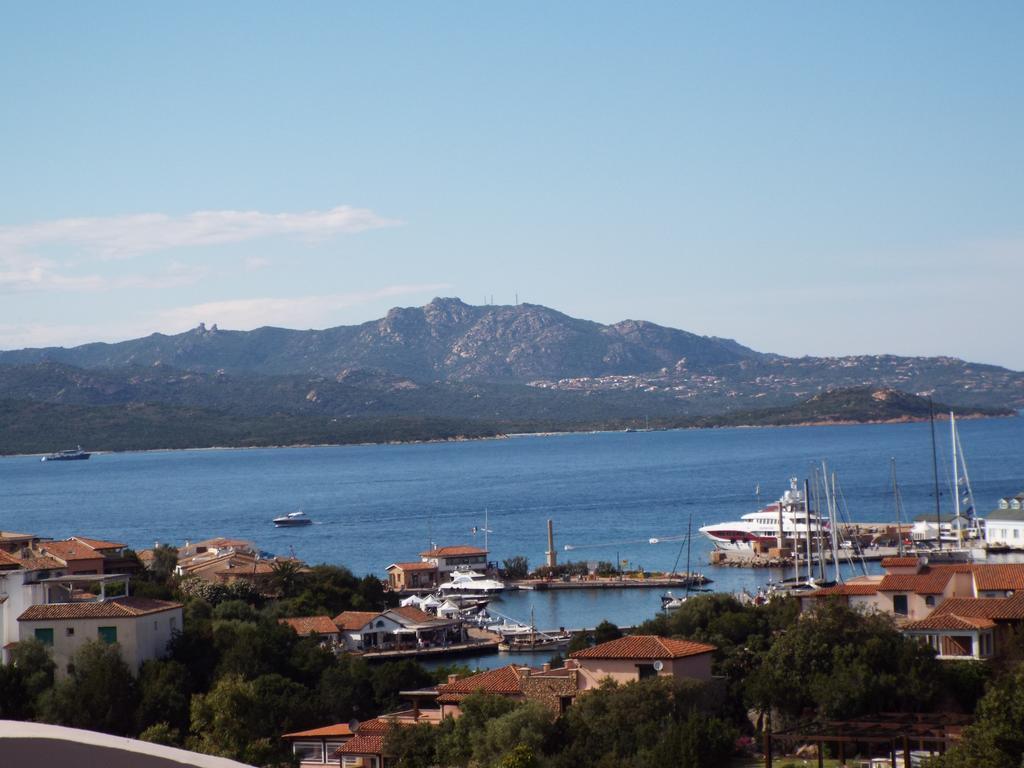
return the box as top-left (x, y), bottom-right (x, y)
top-left (972, 564), bottom-right (1024, 592)
top-left (570, 635), bottom-right (717, 660)
top-left (878, 568), bottom-right (956, 595)
top-left (41, 541), bottom-right (105, 562)
top-left (333, 610), bottom-right (380, 630)
top-left (904, 613), bottom-right (997, 631)
top-left (18, 597), bottom-right (182, 621)
top-left (279, 616), bottom-right (340, 636)
top-left (805, 583), bottom-right (880, 597)
top-left (436, 665), bottom-right (524, 701)
top-left (388, 606), bottom-right (451, 625)
top-left (926, 594), bottom-right (1024, 621)
top-left (881, 557), bottom-right (921, 569)
top-left (355, 718), bottom-right (393, 733)
top-left (420, 545), bottom-right (488, 557)
top-left (0, 531), bottom-right (36, 541)
top-left (0, 551), bottom-right (22, 568)
top-left (387, 562), bottom-right (438, 571)
top-left (193, 537), bottom-right (254, 550)
top-left (14, 555), bottom-right (67, 572)
top-left (282, 723), bottom-right (354, 739)
top-left (336, 734), bottom-right (385, 756)
top-left (71, 536), bottom-right (125, 551)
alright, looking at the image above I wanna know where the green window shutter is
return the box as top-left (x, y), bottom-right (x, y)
top-left (34, 628), bottom-right (54, 646)
top-left (98, 626), bottom-right (118, 644)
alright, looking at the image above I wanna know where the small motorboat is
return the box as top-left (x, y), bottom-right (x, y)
top-left (273, 511), bottom-right (313, 527)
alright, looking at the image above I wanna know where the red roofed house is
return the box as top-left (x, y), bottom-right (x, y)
top-left (569, 634), bottom-right (718, 690)
top-left (419, 545), bottom-right (488, 576)
top-left (902, 592), bottom-right (1024, 660)
top-left (332, 607), bottom-right (465, 652)
top-left (333, 710), bottom-right (443, 768)
top-left (17, 577), bottom-right (183, 675)
top-left (281, 722), bottom-right (353, 767)
top-left (279, 616), bottom-right (342, 648)
top-left (385, 562), bottom-right (439, 591)
top-left (801, 561), bottom-right (1024, 624)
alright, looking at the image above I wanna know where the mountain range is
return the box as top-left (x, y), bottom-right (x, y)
top-left (0, 297), bottom-right (1019, 452)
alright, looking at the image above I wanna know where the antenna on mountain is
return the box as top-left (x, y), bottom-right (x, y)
top-left (515, 291), bottom-right (518, 305)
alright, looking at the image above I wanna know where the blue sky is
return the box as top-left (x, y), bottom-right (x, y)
top-left (1, 3), bottom-right (1022, 368)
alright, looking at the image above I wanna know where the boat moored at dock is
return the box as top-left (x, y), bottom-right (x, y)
top-left (699, 478), bottom-right (825, 551)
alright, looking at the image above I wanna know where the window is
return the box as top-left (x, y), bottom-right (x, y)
top-left (893, 595), bottom-right (909, 616)
top-left (292, 742), bottom-right (324, 763)
top-left (169, 617), bottom-right (177, 633)
top-left (925, 595), bottom-right (936, 607)
top-left (636, 664), bottom-right (657, 680)
top-left (98, 626), bottom-right (117, 644)
top-left (34, 628), bottom-right (54, 646)
top-left (1015, 529), bottom-right (1021, 540)
top-left (65, 627), bottom-right (75, 636)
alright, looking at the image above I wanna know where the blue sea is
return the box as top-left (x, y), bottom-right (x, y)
top-left (3, 417), bottom-right (1023, 666)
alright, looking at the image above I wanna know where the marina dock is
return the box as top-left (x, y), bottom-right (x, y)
top-left (513, 576), bottom-right (707, 590)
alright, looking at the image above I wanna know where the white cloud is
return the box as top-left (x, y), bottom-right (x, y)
top-left (0, 205), bottom-right (400, 260)
top-left (0, 205), bottom-right (401, 292)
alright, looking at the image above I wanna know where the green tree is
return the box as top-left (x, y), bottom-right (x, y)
top-left (137, 659), bottom-right (194, 734)
top-left (41, 640), bottom-right (139, 735)
top-left (502, 556), bottom-right (529, 581)
top-left (188, 673), bottom-right (283, 765)
top-left (745, 601), bottom-right (940, 721)
top-left (5, 638), bottom-right (56, 717)
top-left (384, 721), bottom-right (440, 768)
top-left (941, 663), bottom-right (1024, 768)
top-left (472, 700), bottom-right (554, 767)
top-left (139, 722), bottom-right (182, 747)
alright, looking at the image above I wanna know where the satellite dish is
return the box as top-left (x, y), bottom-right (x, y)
top-left (348, 719), bottom-right (360, 733)
top-left (652, 660), bottom-right (664, 672)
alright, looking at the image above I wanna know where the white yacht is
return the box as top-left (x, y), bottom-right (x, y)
top-left (699, 478), bottom-right (827, 551)
top-left (437, 569), bottom-right (506, 594)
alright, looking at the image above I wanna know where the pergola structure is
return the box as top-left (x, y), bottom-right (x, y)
top-left (764, 712), bottom-right (972, 768)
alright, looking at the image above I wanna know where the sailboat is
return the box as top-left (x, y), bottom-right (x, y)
top-left (497, 607), bottom-right (571, 651)
top-left (911, 404), bottom-right (974, 562)
top-left (662, 516), bottom-right (708, 610)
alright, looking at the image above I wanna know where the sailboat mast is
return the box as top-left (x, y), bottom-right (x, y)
top-left (684, 515), bottom-right (692, 598)
top-left (813, 467), bottom-right (826, 582)
top-left (929, 399), bottom-right (943, 550)
top-left (891, 457), bottom-right (905, 557)
top-left (951, 412), bottom-right (963, 550)
top-left (804, 478), bottom-right (813, 583)
top-left (824, 465), bottom-right (842, 582)
top-left (954, 424), bottom-right (978, 537)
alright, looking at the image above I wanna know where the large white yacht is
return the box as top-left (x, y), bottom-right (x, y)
top-left (437, 569), bottom-right (506, 594)
top-left (699, 478), bottom-right (826, 551)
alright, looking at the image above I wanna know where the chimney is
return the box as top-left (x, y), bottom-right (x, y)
top-left (447, 674), bottom-right (459, 685)
top-left (519, 667), bottom-right (531, 679)
top-left (564, 659), bottom-right (579, 670)
top-left (542, 663), bottom-right (551, 673)
top-left (546, 519), bottom-right (557, 569)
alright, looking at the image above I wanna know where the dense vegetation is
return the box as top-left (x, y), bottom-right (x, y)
top-left (9, 556), bottom-right (1024, 767)
top-left (2, 384), bottom-right (1007, 455)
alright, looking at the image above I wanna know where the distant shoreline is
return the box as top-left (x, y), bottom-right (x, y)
top-left (6, 410), bottom-right (1015, 459)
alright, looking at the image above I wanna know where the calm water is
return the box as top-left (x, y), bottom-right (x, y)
top-left (4, 417), bottom-right (1023, 665)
